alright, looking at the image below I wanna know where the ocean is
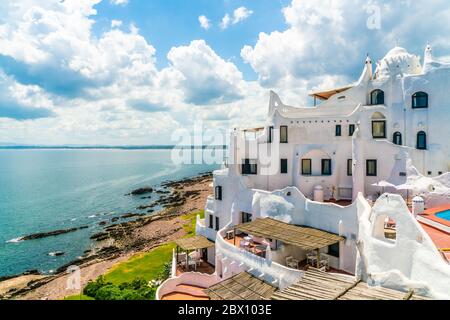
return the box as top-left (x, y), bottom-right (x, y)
top-left (0, 148), bottom-right (222, 277)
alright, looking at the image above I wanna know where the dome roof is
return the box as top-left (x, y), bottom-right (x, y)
top-left (374, 47), bottom-right (422, 79)
top-left (384, 46), bottom-right (409, 59)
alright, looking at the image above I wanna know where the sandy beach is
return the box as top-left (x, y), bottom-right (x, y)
top-left (1, 173), bottom-right (213, 300)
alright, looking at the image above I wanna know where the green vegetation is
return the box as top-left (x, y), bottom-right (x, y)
top-left (83, 276), bottom-right (157, 300)
top-left (104, 243), bottom-right (174, 285)
top-left (72, 210), bottom-right (205, 300)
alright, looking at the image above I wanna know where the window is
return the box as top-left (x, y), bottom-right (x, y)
top-left (393, 132), bottom-right (402, 145)
top-left (281, 159), bottom-right (288, 174)
top-left (215, 217), bottom-right (220, 231)
top-left (335, 125), bottom-right (342, 136)
top-left (412, 92), bottom-right (428, 109)
top-left (242, 159), bottom-right (257, 175)
top-left (417, 131), bottom-right (427, 150)
top-left (347, 159), bottom-right (353, 176)
top-left (241, 212), bottom-right (252, 224)
top-left (349, 124), bottom-right (355, 136)
top-left (366, 160), bottom-right (377, 176)
top-left (370, 89), bottom-right (385, 105)
top-left (280, 126), bottom-right (288, 143)
top-left (372, 121), bottom-right (386, 138)
top-left (302, 159), bottom-right (312, 175)
top-left (268, 126), bottom-right (274, 143)
top-left (321, 159), bottom-right (332, 175)
top-left (209, 215), bottom-right (214, 229)
top-left (215, 186), bottom-right (222, 200)
top-left (328, 243), bottom-right (340, 258)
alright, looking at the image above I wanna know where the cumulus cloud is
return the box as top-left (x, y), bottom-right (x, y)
top-left (220, 7), bottom-right (253, 30)
top-left (166, 40), bottom-right (244, 105)
top-left (232, 7), bottom-right (253, 25)
top-left (110, 0), bottom-right (129, 6)
top-left (111, 19), bottom-right (122, 28)
top-left (198, 15), bottom-right (210, 30)
top-left (220, 14), bottom-right (231, 30)
top-left (241, 0), bottom-right (450, 93)
top-left (0, 72), bottom-right (54, 120)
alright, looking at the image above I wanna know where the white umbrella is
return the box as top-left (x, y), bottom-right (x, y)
top-left (395, 183), bottom-right (414, 204)
top-left (371, 180), bottom-right (396, 194)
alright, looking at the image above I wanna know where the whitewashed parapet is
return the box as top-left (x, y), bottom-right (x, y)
top-left (156, 272), bottom-right (220, 300)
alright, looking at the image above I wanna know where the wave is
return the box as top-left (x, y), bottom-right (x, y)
top-left (6, 237), bottom-right (24, 243)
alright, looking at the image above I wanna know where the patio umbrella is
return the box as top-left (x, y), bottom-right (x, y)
top-left (395, 183), bottom-right (414, 204)
top-left (371, 180), bottom-right (396, 194)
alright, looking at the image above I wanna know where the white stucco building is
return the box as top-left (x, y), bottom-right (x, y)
top-left (158, 46), bottom-right (450, 300)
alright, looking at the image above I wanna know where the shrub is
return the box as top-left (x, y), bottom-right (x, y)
top-left (83, 275), bottom-right (109, 298)
top-left (94, 284), bottom-right (123, 300)
top-left (83, 275), bottom-right (157, 300)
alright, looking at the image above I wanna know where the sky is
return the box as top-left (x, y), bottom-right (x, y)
top-left (1, 0), bottom-right (450, 145)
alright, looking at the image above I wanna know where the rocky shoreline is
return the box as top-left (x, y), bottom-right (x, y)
top-left (0, 172), bottom-right (213, 300)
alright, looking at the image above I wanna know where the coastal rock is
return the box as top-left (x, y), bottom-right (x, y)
top-left (99, 221), bottom-right (108, 226)
top-left (126, 187), bottom-right (153, 196)
top-left (48, 251), bottom-right (65, 257)
top-left (121, 213), bottom-right (144, 219)
top-left (21, 226), bottom-right (89, 241)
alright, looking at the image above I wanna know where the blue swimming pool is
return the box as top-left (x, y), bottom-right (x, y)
top-left (436, 210), bottom-right (450, 221)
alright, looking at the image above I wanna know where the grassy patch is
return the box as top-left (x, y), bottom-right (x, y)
top-left (88, 209), bottom-right (206, 295)
top-left (104, 243), bottom-right (175, 285)
top-left (63, 294), bottom-right (95, 300)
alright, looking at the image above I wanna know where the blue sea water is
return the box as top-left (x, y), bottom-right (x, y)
top-left (0, 149), bottom-right (221, 277)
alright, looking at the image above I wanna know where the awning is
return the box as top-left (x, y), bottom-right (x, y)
top-left (272, 269), bottom-right (430, 300)
top-left (309, 85), bottom-right (353, 101)
top-left (204, 272), bottom-right (277, 300)
top-left (234, 218), bottom-right (344, 251)
top-left (175, 235), bottom-right (215, 251)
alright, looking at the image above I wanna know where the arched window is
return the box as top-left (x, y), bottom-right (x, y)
top-left (412, 92), bottom-right (428, 109)
top-left (393, 132), bottom-right (402, 145)
top-left (417, 131), bottom-right (427, 150)
top-left (370, 89), bottom-right (385, 105)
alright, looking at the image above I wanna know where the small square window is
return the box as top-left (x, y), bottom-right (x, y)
top-left (347, 159), bottom-right (353, 176)
top-left (428, 171), bottom-right (432, 176)
top-left (209, 215), bottom-right (214, 229)
top-left (281, 159), bottom-right (288, 174)
top-left (242, 159), bottom-right (257, 175)
top-left (280, 126), bottom-right (288, 143)
top-left (372, 121), bottom-right (386, 139)
top-left (302, 159), bottom-right (312, 175)
top-left (349, 124), bottom-right (355, 136)
top-left (366, 160), bottom-right (377, 176)
top-left (215, 186), bottom-right (222, 200)
top-left (322, 159), bottom-right (332, 175)
top-left (335, 125), bottom-right (342, 136)
top-left (268, 126), bottom-right (274, 143)
top-left (215, 217), bottom-right (220, 231)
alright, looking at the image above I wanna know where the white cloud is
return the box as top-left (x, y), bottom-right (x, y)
top-left (110, 0), bottom-right (129, 6)
top-left (198, 15), bottom-right (210, 30)
top-left (232, 7), bottom-right (253, 25)
top-left (220, 7), bottom-right (253, 30)
top-left (241, 0), bottom-right (450, 99)
top-left (220, 14), bottom-right (231, 30)
top-left (166, 40), bottom-right (244, 105)
top-left (111, 19), bottom-right (122, 28)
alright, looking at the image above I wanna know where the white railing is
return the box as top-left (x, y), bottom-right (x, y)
top-left (196, 215), bottom-right (217, 241)
top-left (215, 223), bottom-right (303, 289)
top-left (156, 272), bottom-right (220, 300)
